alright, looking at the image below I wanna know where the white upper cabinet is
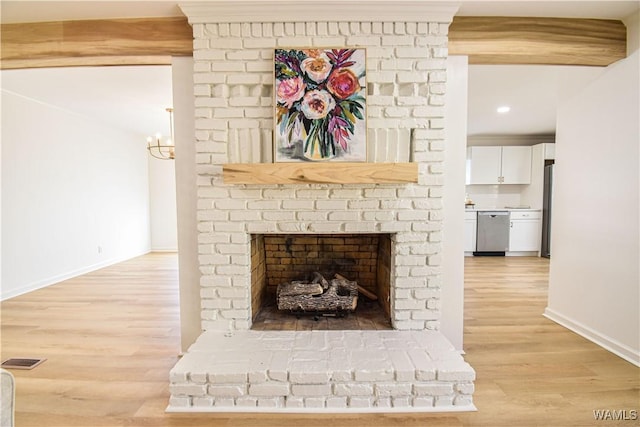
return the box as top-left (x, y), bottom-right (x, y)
top-left (466, 146), bottom-right (532, 185)
top-left (501, 146), bottom-right (532, 184)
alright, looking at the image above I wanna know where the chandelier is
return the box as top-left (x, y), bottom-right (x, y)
top-left (146, 107), bottom-right (175, 160)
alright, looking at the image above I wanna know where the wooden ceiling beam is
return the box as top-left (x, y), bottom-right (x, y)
top-left (449, 16), bottom-right (627, 66)
top-left (0, 16), bottom-right (628, 70)
top-left (1, 17), bottom-right (193, 69)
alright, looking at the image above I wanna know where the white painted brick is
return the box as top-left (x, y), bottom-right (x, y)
top-left (414, 382), bottom-right (453, 396)
top-left (192, 396), bottom-right (214, 407)
top-left (231, 298), bottom-right (249, 309)
top-left (202, 299), bottom-right (231, 310)
top-left (395, 277), bottom-right (427, 289)
top-left (248, 370), bottom-right (268, 383)
top-left (207, 385), bottom-right (246, 397)
top-left (348, 397), bottom-right (373, 408)
top-left (392, 396), bottom-right (411, 407)
top-left (297, 211), bottom-right (328, 221)
top-left (247, 222), bottom-right (278, 233)
top-left (169, 396), bottom-right (191, 407)
top-left (454, 395), bottom-right (474, 406)
top-left (363, 188), bottom-right (396, 198)
top-left (285, 396), bottom-right (304, 408)
top-left (413, 288), bottom-right (440, 299)
top-left (220, 309), bottom-right (249, 319)
top-left (436, 361), bottom-right (476, 381)
top-left (375, 383), bottom-right (412, 397)
top-left (456, 382), bottom-right (475, 394)
top-left (411, 310), bottom-right (440, 321)
top-left (382, 35), bottom-right (414, 46)
top-left (328, 211), bottom-right (360, 221)
top-left (249, 383), bottom-right (290, 397)
top-left (291, 384), bottom-right (332, 397)
top-left (308, 223), bottom-right (342, 233)
top-left (326, 397), bottom-right (348, 408)
top-left (257, 397), bottom-right (284, 407)
top-left (413, 396), bottom-right (435, 407)
top-left (435, 395), bottom-right (455, 407)
top-left (396, 255), bottom-right (427, 266)
top-left (363, 211), bottom-right (395, 221)
top-left (329, 369), bottom-right (352, 383)
top-left (354, 368), bottom-right (394, 382)
top-left (305, 397), bottom-right (327, 408)
top-left (312, 36), bottom-right (346, 46)
top-left (186, 372), bottom-right (206, 385)
top-left (236, 396), bottom-right (258, 407)
top-left (395, 299), bottom-right (426, 310)
top-left (289, 371), bottom-right (331, 384)
top-left (375, 397), bottom-right (392, 408)
top-left (347, 35), bottom-right (381, 45)
top-left (170, 371), bottom-right (188, 383)
top-left (170, 384), bottom-right (208, 397)
top-left (282, 200), bottom-right (314, 210)
top-left (278, 223), bottom-right (308, 233)
top-left (393, 320), bottom-right (425, 330)
top-left (333, 383), bottom-right (374, 396)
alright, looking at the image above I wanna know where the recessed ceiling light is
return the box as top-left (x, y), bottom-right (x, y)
top-left (497, 106), bottom-right (511, 114)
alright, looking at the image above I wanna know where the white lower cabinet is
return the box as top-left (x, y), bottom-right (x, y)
top-left (508, 211), bottom-right (541, 253)
top-left (464, 211), bottom-right (477, 253)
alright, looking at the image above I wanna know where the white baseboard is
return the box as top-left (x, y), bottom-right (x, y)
top-left (165, 404), bottom-right (478, 414)
top-left (1, 250), bottom-right (150, 301)
top-left (543, 307), bottom-right (640, 367)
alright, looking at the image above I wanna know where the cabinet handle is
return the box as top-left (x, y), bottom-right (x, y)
top-left (510, 221), bottom-right (513, 228)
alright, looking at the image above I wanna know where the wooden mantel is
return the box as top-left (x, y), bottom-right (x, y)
top-left (222, 162), bottom-right (419, 185)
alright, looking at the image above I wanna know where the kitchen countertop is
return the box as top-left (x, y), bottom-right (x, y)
top-left (465, 207), bottom-right (541, 212)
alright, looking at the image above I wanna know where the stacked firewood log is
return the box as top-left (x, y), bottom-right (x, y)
top-left (276, 272), bottom-right (358, 314)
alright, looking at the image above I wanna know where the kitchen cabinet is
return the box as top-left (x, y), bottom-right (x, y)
top-left (464, 211), bottom-right (477, 253)
top-left (466, 146), bottom-right (532, 185)
top-left (509, 210), bottom-right (541, 252)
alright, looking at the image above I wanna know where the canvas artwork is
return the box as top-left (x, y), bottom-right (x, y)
top-left (274, 48), bottom-right (367, 162)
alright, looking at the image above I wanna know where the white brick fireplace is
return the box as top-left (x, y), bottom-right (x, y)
top-left (169, 0), bottom-right (475, 413)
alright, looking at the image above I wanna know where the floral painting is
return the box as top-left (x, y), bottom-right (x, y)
top-left (274, 48), bottom-right (366, 162)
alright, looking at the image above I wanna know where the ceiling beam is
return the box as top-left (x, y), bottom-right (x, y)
top-left (449, 16), bottom-right (627, 66)
top-left (0, 17), bottom-right (193, 70)
top-left (0, 16), bottom-right (627, 70)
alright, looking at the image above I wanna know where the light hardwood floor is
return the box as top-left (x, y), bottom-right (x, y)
top-left (1, 253), bottom-right (638, 426)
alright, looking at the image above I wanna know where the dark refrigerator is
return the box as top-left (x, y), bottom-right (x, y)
top-left (541, 164), bottom-right (553, 258)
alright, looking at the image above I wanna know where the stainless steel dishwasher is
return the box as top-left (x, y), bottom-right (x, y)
top-left (474, 211), bottom-right (510, 255)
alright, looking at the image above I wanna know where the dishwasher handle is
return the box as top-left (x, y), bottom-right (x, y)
top-left (478, 211), bottom-right (510, 217)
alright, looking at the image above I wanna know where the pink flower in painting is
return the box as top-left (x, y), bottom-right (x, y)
top-left (327, 68), bottom-right (360, 100)
top-left (301, 56), bottom-right (333, 83)
top-left (300, 90), bottom-right (336, 120)
top-left (276, 76), bottom-right (306, 109)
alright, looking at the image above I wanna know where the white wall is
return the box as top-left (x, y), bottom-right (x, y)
top-left (149, 156), bottom-right (178, 250)
top-left (442, 55), bottom-right (468, 351)
top-left (172, 57), bottom-right (201, 352)
top-left (1, 90), bottom-right (151, 300)
top-left (546, 51), bottom-right (640, 366)
top-left (624, 10), bottom-right (639, 55)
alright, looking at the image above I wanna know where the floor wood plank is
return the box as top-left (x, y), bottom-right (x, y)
top-left (1, 253), bottom-right (638, 426)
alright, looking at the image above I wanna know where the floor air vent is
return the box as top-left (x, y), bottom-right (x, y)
top-left (1, 358), bottom-right (46, 370)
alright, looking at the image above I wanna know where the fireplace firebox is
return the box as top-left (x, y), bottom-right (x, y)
top-left (251, 234), bottom-right (392, 330)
